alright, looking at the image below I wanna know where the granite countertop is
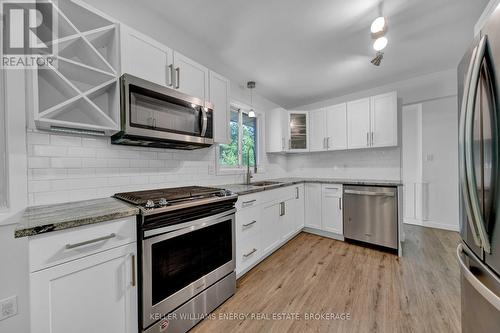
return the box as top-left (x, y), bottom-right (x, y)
top-left (15, 197), bottom-right (139, 238)
top-left (221, 177), bottom-right (402, 195)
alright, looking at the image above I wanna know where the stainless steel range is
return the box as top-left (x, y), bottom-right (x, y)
top-left (114, 186), bottom-right (238, 333)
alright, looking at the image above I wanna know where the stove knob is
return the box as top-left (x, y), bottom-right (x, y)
top-left (158, 198), bottom-right (168, 206)
top-left (145, 200), bottom-right (155, 208)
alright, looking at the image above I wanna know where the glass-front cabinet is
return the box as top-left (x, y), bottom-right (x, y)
top-left (287, 111), bottom-right (309, 152)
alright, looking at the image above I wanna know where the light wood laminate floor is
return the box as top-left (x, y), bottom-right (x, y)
top-left (191, 225), bottom-right (461, 333)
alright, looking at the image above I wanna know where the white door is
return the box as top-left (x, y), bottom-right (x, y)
top-left (371, 92), bottom-right (398, 147)
top-left (121, 26), bottom-right (172, 87)
top-left (304, 183), bottom-right (322, 229)
top-left (347, 98), bottom-right (371, 149)
top-left (309, 109), bottom-right (326, 152)
top-left (321, 185), bottom-right (343, 234)
top-left (266, 107), bottom-right (288, 153)
top-left (209, 71), bottom-right (230, 144)
top-left (261, 202), bottom-right (281, 255)
top-left (173, 52), bottom-right (209, 101)
top-left (326, 103), bottom-right (347, 150)
top-left (30, 243), bottom-right (138, 333)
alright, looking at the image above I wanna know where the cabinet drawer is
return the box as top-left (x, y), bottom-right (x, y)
top-left (236, 192), bottom-right (261, 210)
top-left (322, 184), bottom-right (342, 195)
top-left (261, 185), bottom-right (297, 204)
top-left (236, 206), bottom-right (261, 241)
top-left (236, 232), bottom-right (261, 274)
top-left (29, 217), bottom-right (137, 272)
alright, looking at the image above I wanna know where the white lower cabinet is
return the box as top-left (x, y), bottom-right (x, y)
top-left (305, 183), bottom-right (344, 237)
top-left (304, 183), bottom-right (322, 229)
top-left (29, 218), bottom-right (138, 333)
top-left (235, 185), bottom-right (303, 276)
top-left (261, 202), bottom-right (282, 255)
top-left (321, 184), bottom-right (343, 234)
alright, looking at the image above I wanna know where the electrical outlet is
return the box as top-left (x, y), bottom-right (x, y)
top-left (0, 296), bottom-right (17, 321)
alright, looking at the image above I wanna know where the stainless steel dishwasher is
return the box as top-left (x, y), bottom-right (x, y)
top-left (343, 185), bottom-right (398, 249)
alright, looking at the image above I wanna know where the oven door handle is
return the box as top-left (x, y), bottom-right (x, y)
top-left (143, 208), bottom-right (236, 239)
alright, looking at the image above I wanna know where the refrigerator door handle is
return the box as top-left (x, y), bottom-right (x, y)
top-left (459, 44), bottom-right (483, 248)
top-left (464, 35), bottom-right (492, 253)
top-left (457, 243), bottom-right (500, 312)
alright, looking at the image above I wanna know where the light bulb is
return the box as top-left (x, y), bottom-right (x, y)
top-left (373, 37), bottom-right (388, 51)
top-left (248, 109), bottom-right (256, 118)
top-left (370, 16), bottom-right (386, 34)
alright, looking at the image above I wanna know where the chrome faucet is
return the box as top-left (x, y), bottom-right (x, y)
top-left (245, 146), bottom-right (257, 185)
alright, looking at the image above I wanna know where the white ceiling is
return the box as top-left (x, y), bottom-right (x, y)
top-left (141, 0), bottom-right (488, 108)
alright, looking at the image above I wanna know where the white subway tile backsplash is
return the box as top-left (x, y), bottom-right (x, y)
top-left (50, 135), bottom-right (82, 146)
top-left (28, 157), bottom-right (51, 168)
top-left (27, 132), bottom-right (50, 145)
top-left (67, 147), bottom-right (97, 157)
top-left (50, 157), bottom-right (82, 168)
top-left (32, 145), bottom-right (68, 157)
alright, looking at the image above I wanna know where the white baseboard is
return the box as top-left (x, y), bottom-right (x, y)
top-left (404, 219), bottom-right (459, 232)
top-left (303, 227), bottom-right (344, 241)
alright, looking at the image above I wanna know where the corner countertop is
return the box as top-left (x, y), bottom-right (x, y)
top-left (14, 197), bottom-right (139, 238)
top-left (220, 177), bottom-right (402, 196)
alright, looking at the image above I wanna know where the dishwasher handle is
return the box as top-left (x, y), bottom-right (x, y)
top-left (344, 189), bottom-right (395, 197)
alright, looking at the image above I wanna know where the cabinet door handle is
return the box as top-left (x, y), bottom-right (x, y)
top-left (175, 67), bottom-right (180, 89)
top-left (65, 233), bottom-right (116, 249)
top-left (327, 137), bottom-right (331, 149)
top-left (288, 139), bottom-right (291, 150)
top-left (339, 197), bottom-right (342, 210)
top-left (243, 248), bottom-right (257, 257)
top-left (296, 187), bottom-right (299, 199)
top-left (242, 199), bottom-right (256, 206)
top-left (167, 64), bottom-right (174, 87)
top-left (243, 220), bottom-right (257, 227)
top-left (282, 137), bottom-right (285, 150)
top-left (366, 132), bottom-right (369, 146)
top-left (131, 254), bottom-right (136, 287)
top-left (371, 132), bottom-right (374, 146)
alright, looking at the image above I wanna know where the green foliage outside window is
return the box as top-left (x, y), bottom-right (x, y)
top-left (219, 111), bottom-right (256, 168)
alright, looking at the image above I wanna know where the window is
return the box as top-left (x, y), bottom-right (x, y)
top-left (219, 106), bottom-right (258, 169)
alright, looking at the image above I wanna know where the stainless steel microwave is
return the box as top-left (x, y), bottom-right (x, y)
top-left (112, 74), bottom-right (214, 150)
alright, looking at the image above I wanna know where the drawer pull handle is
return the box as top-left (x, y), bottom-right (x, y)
top-left (243, 220), bottom-right (257, 227)
top-left (243, 248), bottom-right (257, 257)
top-left (131, 254), bottom-right (136, 287)
top-left (65, 233), bottom-right (116, 249)
top-left (242, 199), bottom-right (256, 205)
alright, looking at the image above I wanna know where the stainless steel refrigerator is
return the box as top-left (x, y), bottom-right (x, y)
top-left (457, 7), bottom-right (500, 332)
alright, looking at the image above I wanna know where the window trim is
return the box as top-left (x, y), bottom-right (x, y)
top-left (216, 103), bottom-right (262, 175)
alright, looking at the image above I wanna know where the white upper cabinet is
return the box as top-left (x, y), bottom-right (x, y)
top-left (347, 97), bottom-right (371, 149)
top-left (173, 52), bottom-right (209, 101)
top-left (287, 111), bottom-right (309, 152)
top-left (209, 71), bottom-right (231, 144)
top-left (120, 25), bottom-right (173, 87)
top-left (325, 103), bottom-right (347, 150)
top-left (266, 107), bottom-right (289, 153)
top-left (121, 26), bottom-right (210, 103)
top-left (370, 91), bottom-right (398, 147)
top-left (309, 108), bottom-right (327, 152)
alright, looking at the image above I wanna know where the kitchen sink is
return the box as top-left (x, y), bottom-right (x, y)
top-left (249, 181), bottom-right (283, 187)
